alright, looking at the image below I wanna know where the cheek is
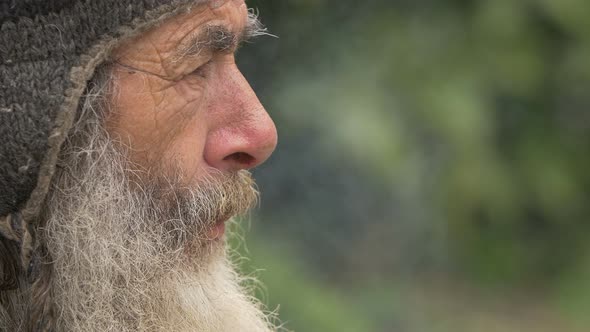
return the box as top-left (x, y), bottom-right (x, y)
top-left (161, 116), bottom-right (209, 181)
top-left (108, 73), bottom-right (208, 171)
top-left (162, 80), bottom-right (210, 179)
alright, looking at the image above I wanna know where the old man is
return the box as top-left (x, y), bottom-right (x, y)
top-left (0, 0), bottom-right (278, 330)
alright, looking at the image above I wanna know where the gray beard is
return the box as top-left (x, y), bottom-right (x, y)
top-left (31, 84), bottom-right (276, 331)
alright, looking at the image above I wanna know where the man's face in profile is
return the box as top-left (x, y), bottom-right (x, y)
top-left (108, 0), bottom-right (277, 184)
top-left (38, 1), bottom-right (278, 331)
top-left (110, 0), bottom-right (277, 239)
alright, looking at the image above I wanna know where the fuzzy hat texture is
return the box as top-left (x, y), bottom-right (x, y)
top-left (0, 0), bottom-right (207, 329)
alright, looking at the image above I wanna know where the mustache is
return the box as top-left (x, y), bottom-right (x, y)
top-left (142, 169), bottom-right (259, 241)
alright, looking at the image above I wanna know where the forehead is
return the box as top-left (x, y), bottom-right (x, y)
top-left (209, 0), bottom-right (245, 8)
top-left (113, 0), bottom-right (248, 60)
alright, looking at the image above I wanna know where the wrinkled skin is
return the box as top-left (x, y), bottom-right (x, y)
top-left (110, 0), bottom-right (277, 183)
top-left (0, 1), bottom-right (280, 331)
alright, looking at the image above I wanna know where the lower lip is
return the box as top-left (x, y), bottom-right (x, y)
top-left (207, 221), bottom-right (226, 240)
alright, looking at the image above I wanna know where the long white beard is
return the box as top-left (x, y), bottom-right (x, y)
top-left (38, 89), bottom-right (276, 331)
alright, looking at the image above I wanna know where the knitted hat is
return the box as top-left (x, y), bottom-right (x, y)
top-left (0, 0), bottom-right (206, 328)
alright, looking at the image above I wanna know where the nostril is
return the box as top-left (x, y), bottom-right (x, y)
top-left (223, 152), bottom-right (256, 168)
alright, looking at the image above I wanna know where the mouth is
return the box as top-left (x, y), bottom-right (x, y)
top-left (206, 217), bottom-right (230, 240)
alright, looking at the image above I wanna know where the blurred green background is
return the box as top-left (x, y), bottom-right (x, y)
top-left (233, 0), bottom-right (590, 331)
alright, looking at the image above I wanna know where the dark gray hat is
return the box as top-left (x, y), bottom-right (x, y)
top-left (0, 0), bottom-right (206, 329)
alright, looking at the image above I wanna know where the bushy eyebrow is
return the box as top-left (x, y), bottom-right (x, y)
top-left (172, 10), bottom-right (273, 62)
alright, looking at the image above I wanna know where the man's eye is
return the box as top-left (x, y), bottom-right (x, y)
top-left (190, 60), bottom-right (213, 78)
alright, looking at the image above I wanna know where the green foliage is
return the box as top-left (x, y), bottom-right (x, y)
top-left (237, 237), bottom-right (376, 332)
top-left (237, 0), bottom-right (590, 330)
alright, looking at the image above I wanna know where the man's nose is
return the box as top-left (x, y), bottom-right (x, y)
top-left (203, 66), bottom-right (278, 171)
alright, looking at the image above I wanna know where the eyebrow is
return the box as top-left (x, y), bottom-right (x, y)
top-left (172, 12), bottom-right (270, 62)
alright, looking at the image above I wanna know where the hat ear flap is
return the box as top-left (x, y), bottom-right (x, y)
top-left (0, 212), bottom-right (32, 290)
